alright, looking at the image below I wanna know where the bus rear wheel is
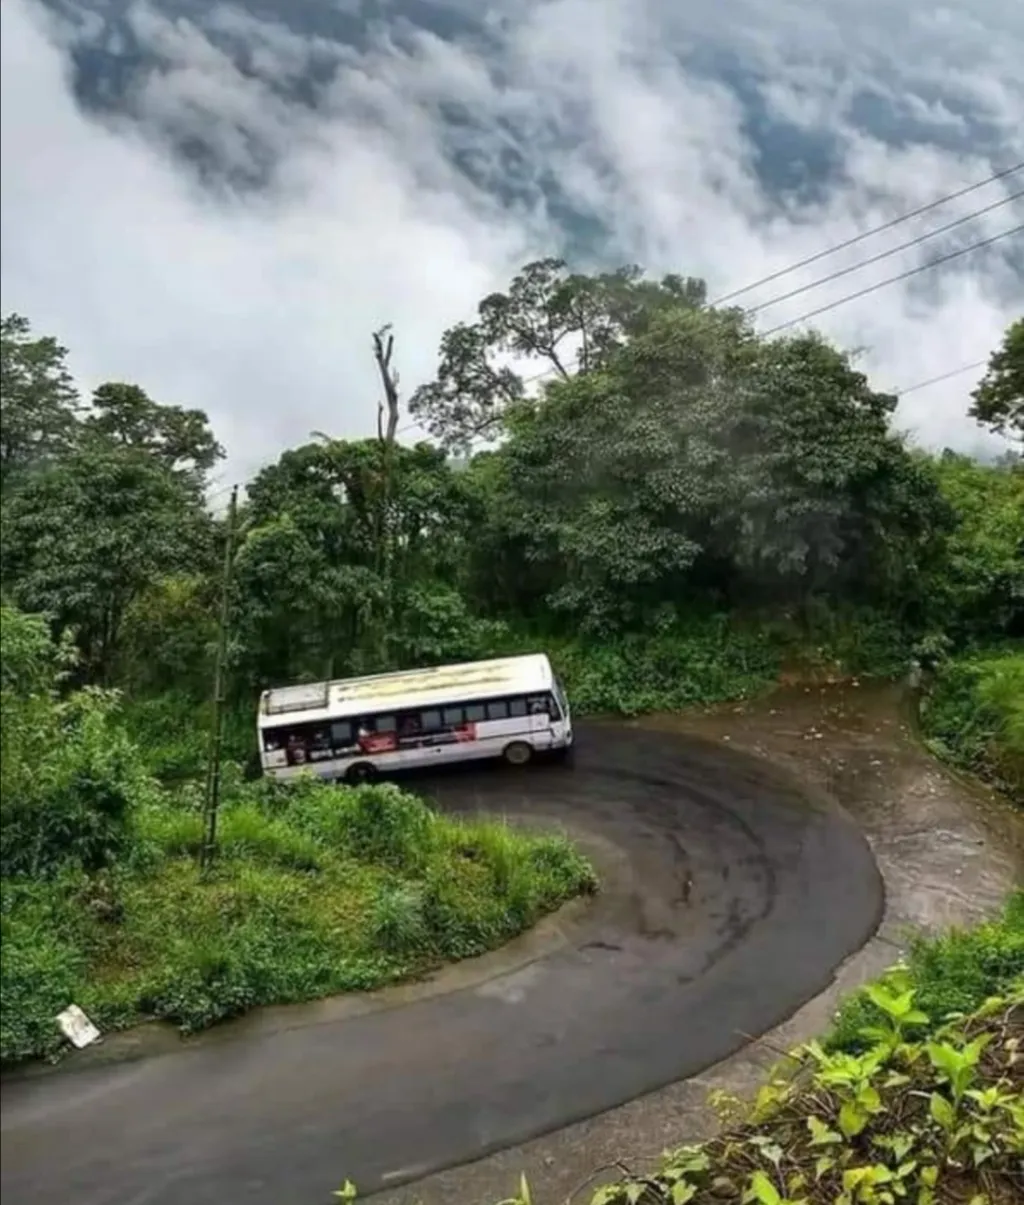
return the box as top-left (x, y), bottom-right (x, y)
top-left (503, 741), bottom-right (533, 767)
top-left (345, 761), bottom-right (377, 784)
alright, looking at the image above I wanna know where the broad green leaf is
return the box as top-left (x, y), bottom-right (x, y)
top-left (747, 1169), bottom-right (782, 1205)
top-left (929, 1092), bottom-right (955, 1130)
top-left (839, 1100), bottom-right (869, 1138)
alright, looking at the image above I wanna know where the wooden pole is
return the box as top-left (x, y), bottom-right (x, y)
top-left (201, 484), bottom-right (239, 873)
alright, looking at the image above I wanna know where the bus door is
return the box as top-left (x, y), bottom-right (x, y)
top-left (527, 694), bottom-right (555, 747)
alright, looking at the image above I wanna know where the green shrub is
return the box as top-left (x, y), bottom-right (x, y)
top-left (920, 645), bottom-right (1024, 801)
top-left (828, 889), bottom-right (1024, 1052)
top-left (1, 604), bottom-right (154, 877)
top-left (118, 692), bottom-right (254, 782)
top-left (1, 774), bottom-right (596, 1063)
top-left (482, 980), bottom-right (1024, 1205)
top-left (276, 780), bottom-right (436, 872)
top-left (369, 884), bottom-right (429, 956)
top-left (542, 622), bottom-right (783, 715)
top-left (0, 879), bottom-right (88, 1062)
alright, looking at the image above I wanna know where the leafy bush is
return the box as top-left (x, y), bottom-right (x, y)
top-left (465, 979), bottom-right (1024, 1205)
top-left (927, 453), bottom-right (1024, 641)
top-left (920, 646), bottom-right (1024, 802)
top-left (0, 774), bottom-right (596, 1063)
top-left (829, 890), bottom-right (1024, 1053)
top-left (522, 984), bottom-right (1023, 1205)
top-left (0, 878), bottom-right (89, 1062)
top-left (1, 604), bottom-right (153, 877)
top-left (541, 622), bottom-right (784, 715)
top-left (118, 691), bottom-right (254, 782)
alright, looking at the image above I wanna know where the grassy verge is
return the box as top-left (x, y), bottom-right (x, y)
top-left (828, 890), bottom-right (1024, 1052)
top-left (497, 609), bottom-right (916, 718)
top-left (0, 775), bottom-right (596, 1065)
top-left (456, 895), bottom-right (1024, 1205)
top-left (117, 690), bottom-right (256, 782)
top-left (919, 645), bottom-right (1024, 804)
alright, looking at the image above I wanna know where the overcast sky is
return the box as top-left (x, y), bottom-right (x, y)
top-left (2, 0), bottom-right (1023, 485)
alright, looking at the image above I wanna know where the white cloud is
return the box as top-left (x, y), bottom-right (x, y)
top-left (2, 0), bottom-right (1023, 485)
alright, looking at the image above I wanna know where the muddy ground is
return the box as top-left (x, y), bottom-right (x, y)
top-left (375, 680), bottom-right (1023, 1205)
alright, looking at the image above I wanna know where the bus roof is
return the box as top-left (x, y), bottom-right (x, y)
top-left (258, 653), bottom-right (554, 727)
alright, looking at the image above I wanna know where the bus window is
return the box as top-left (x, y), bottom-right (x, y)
top-left (331, 720), bottom-right (354, 748)
top-left (442, 706), bottom-right (464, 727)
top-left (464, 703), bottom-right (486, 723)
top-left (307, 727), bottom-right (333, 760)
top-left (286, 731), bottom-right (309, 765)
top-left (374, 715), bottom-right (396, 734)
top-left (528, 694), bottom-right (555, 717)
top-left (421, 709), bottom-right (443, 732)
top-left (486, 700), bottom-right (509, 721)
top-left (264, 728), bottom-right (286, 752)
top-left (509, 697), bottom-right (528, 718)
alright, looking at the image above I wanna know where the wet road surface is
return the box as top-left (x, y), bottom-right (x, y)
top-left (0, 723), bottom-right (883, 1205)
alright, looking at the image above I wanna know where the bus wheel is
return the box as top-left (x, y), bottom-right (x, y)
top-left (503, 741), bottom-right (533, 767)
top-left (345, 762), bottom-right (377, 784)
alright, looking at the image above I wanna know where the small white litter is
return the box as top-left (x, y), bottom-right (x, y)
top-left (56, 1004), bottom-right (101, 1049)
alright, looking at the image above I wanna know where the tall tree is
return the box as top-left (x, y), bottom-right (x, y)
top-left (0, 313), bottom-right (82, 492)
top-left (409, 259), bottom-right (706, 450)
top-left (0, 444), bottom-right (212, 682)
top-left (491, 306), bottom-right (949, 631)
top-left (84, 381), bottom-right (224, 478)
top-left (236, 435), bottom-right (476, 686)
top-left (970, 318), bottom-right (1023, 443)
top-left (927, 453), bottom-right (1024, 638)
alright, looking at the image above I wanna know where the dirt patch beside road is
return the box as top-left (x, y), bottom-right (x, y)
top-left (377, 681), bottom-right (1023, 1205)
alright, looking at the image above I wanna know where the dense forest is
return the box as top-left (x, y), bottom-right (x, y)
top-left (1, 264), bottom-right (1022, 1065)
top-left (1, 266), bottom-right (1021, 765)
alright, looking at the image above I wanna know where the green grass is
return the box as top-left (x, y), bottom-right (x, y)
top-left (827, 888), bottom-right (1024, 1053)
top-left (0, 777), bottom-right (596, 1065)
top-left (495, 609), bottom-right (920, 719)
top-left (919, 644), bottom-right (1024, 803)
top-left (118, 690), bottom-right (255, 782)
top-left (472, 897), bottom-right (1024, 1205)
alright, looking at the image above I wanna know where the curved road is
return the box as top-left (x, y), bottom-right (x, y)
top-left (0, 724), bottom-right (883, 1205)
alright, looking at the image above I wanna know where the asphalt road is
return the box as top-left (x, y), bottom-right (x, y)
top-left (0, 724), bottom-right (883, 1205)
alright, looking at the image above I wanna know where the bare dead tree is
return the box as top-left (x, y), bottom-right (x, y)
top-left (372, 324), bottom-right (400, 446)
top-left (370, 324), bottom-right (402, 665)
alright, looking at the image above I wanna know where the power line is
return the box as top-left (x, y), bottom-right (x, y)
top-left (760, 223), bottom-right (1024, 337)
top-left (747, 190), bottom-right (1023, 315)
top-left (213, 356), bottom-right (994, 482)
top-left (225, 183), bottom-right (1023, 455)
top-left (710, 159), bottom-right (1024, 305)
top-left (894, 361), bottom-right (987, 397)
top-left (390, 190), bottom-right (1023, 417)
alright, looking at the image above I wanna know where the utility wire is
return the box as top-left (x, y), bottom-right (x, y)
top-left (215, 179), bottom-right (1024, 454)
top-left (710, 159), bottom-right (1024, 305)
top-left (893, 361), bottom-right (987, 397)
top-left (215, 356), bottom-right (993, 486)
top-left (395, 184), bottom-right (1024, 409)
top-left (760, 223), bottom-right (1023, 337)
top-left (392, 359), bottom-right (993, 443)
top-left (747, 190), bottom-right (1023, 315)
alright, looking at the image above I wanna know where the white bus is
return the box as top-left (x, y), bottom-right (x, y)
top-left (258, 653), bottom-right (574, 783)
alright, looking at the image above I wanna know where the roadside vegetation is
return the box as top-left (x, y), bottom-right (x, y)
top-left (1, 279), bottom-right (1021, 1064)
top-left (466, 895), bottom-right (1024, 1205)
top-left (919, 647), bottom-right (1024, 805)
top-left (0, 606), bottom-right (594, 1065)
